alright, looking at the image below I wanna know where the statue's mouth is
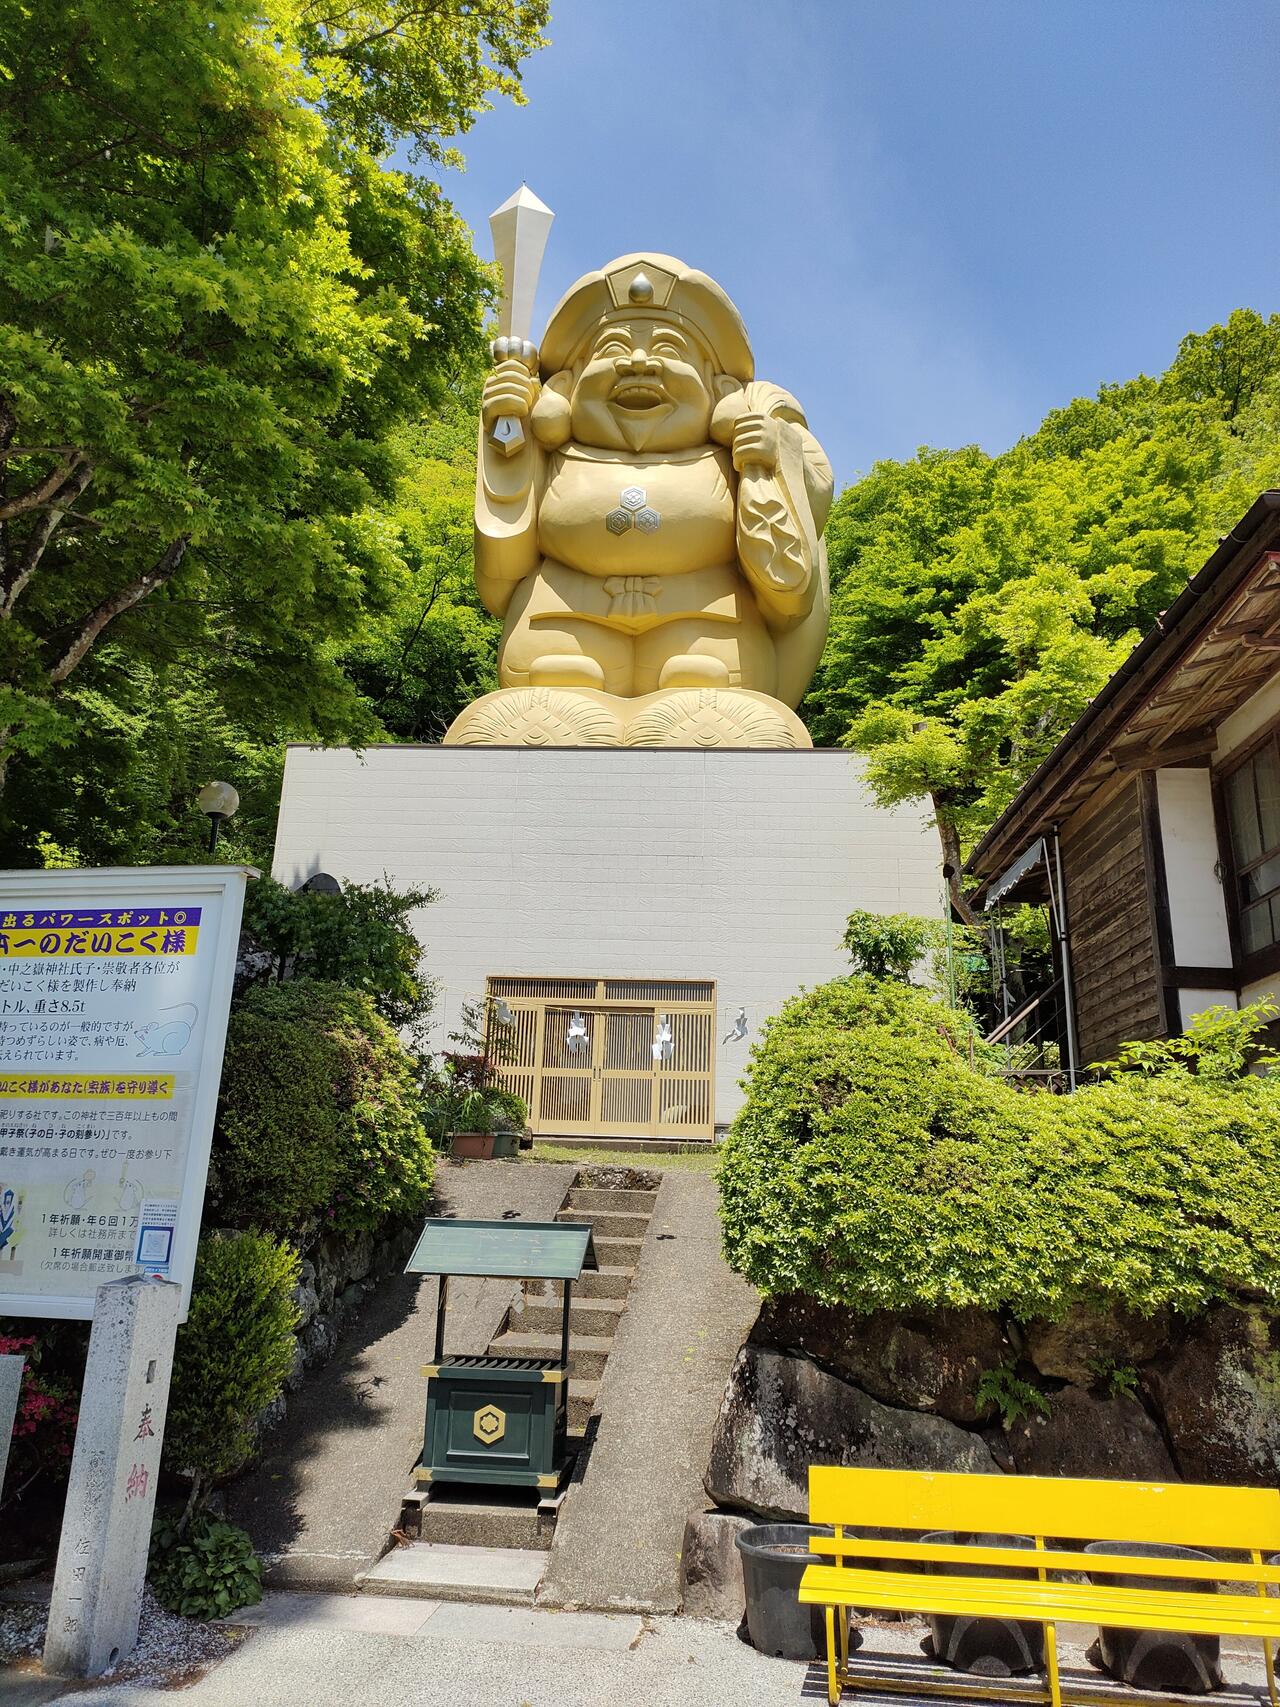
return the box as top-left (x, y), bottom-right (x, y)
top-left (611, 382), bottom-right (667, 411)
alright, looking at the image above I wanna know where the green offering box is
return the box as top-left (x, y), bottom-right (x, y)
top-left (416, 1354), bottom-right (565, 1491)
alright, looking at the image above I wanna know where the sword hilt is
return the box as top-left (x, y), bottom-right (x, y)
top-left (489, 338), bottom-right (539, 456)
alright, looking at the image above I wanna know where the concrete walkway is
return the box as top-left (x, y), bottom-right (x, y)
top-left (228, 1160), bottom-right (576, 1588)
top-left (10, 1594), bottom-right (811, 1707)
top-left (10, 1592), bottom-right (1274, 1707)
top-left (539, 1169), bottom-right (759, 1612)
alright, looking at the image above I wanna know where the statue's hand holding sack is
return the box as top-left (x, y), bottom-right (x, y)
top-left (712, 382), bottom-right (822, 623)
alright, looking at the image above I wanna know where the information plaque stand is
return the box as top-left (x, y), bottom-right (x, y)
top-left (405, 1218), bottom-right (597, 1493)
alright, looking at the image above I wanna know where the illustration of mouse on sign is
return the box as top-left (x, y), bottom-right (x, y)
top-left (135, 1002), bottom-right (199, 1058)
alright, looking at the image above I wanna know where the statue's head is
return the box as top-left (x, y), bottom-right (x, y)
top-left (534, 255), bottom-right (752, 454)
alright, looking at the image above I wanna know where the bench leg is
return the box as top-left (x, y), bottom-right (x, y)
top-left (838, 1605), bottom-right (849, 1677)
top-left (1264, 1638), bottom-right (1278, 1707)
top-left (825, 1605), bottom-right (840, 1706)
top-left (1044, 1621), bottom-right (1062, 1707)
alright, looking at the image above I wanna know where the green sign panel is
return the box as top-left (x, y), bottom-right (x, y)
top-left (405, 1218), bottom-right (597, 1281)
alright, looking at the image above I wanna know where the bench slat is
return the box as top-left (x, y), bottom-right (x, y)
top-left (809, 1467), bottom-right (1280, 1553)
top-left (798, 1564), bottom-right (1280, 1639)
top-left (807, 1536), bottom-right (1280, 1585)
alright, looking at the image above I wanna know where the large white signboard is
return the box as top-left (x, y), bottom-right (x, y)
top-left (0, 866), bottom-right (252, 1319)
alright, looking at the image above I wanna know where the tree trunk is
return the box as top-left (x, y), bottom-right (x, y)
top-left (933, 801), bottom-right (986, 931)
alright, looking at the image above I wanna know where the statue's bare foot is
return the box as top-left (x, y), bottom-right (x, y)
top-left (528, 655), bottom-right (607, 689)
top-left (657, 655), bottom-right (731, 690)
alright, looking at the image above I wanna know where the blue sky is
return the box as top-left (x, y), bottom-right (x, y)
top-left (436, 0), bottom-right (1280, 491)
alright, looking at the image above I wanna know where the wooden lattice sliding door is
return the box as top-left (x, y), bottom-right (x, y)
top-left (486, 977), bottom-right (716, 1140)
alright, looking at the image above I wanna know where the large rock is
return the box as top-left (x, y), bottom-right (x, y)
top-left (679, 1509), bottom-right (752, 1622)
top-left (706, 1346), bottom-right (998, 1520)
top-left (1145, 1307), bottom-right (1280, 1485)
top-left (1023, 1305), bottom-right (1174, 1387)
top-left (751, 1296), bottom-right (1005, 1426)
top-left (1007, 1386), bottom-right (1177, 1481)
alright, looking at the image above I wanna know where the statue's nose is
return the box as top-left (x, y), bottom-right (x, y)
top-left (617, 347), bottom-right (661, 376)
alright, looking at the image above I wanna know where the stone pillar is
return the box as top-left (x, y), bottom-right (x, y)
top-left (43, 1275), bottom-right (181, 1678)
top-left (0, 1352), bottom-right (24, 1494)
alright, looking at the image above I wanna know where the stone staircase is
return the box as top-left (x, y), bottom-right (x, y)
top-left (490, 1184), bottom-right (653, 1435)
top-left (386, 1170), bottom-right (659, 1590)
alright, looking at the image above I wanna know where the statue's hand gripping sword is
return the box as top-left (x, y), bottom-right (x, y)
top-left (488, 185), bottom-right (554, 457)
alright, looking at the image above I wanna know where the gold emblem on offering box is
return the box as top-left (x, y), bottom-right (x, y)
top-left (473, 1404), bottom-right (506, 1445)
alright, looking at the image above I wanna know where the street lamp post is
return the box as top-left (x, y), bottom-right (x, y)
top-left (196, 781), bottom-right (240, 856)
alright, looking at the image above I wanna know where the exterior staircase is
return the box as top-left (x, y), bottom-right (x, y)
top-left (382, 1170), bottom-right (659, 1594)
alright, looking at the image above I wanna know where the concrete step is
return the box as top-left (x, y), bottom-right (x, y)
top-left (557, 1207), bottom-right (651, 1239)
top-left (489, 1330), bottom-right (614, 1382)
top-left (522, 1266), bottom-right (633, 1302)
top-left (358, 1541), bottom-right (544, 1606)
top-left (569, 1377), bottom-right (598, 1430)
top-left (414, 1490), bottom-right (553, 1552)
top-left (593, 1236), bottom-right (643, 1268)
top-left (567, 1187), bottom-right (658, 1213)
top-left (573, 1266), bottom-right (634, 1300)
top-left (531, 1135), bottom-right (715, 1153)
top-left (509, 1293), bottom-right (624, 1337)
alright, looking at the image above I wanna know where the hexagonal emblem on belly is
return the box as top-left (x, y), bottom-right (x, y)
top-left (473, 1403), bottom-right (506, 1445)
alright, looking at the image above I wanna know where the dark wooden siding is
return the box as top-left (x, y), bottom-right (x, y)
top-left (1061, 779), bottom-right (1165, 1065)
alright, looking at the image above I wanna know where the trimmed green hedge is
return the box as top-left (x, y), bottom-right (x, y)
top-left (212, 979), bottom-right (434, 1236)
top-left (165, 1230), bottom-right (299, 1488)
top-left (718, 977), bottom-right (1280, 1320)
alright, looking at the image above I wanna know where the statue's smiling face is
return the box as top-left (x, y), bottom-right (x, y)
top-left (569, 317), bottom-right (718, 452)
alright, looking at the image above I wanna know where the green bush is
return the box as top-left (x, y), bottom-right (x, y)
top-left (718, 978), bottom-right (1280, 1321)
top-left (148, 1514), bottom-right (262, 1620)
top-left (241, 875), bottom-right (437, 1042)
top-left (164, 1231), bottom-right (300, 1495)
top-left (213, 979), bottom-right (435, 1235)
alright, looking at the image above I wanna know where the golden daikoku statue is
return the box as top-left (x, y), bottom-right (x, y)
top-left (444, 193), bottom-right (832, 748)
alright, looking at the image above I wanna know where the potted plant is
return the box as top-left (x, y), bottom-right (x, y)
top-left (423, 1000), bottom-right (527, 1160)
top-left (446, 1086), bottom-right (527, 1160)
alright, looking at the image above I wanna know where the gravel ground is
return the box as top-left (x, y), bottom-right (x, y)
top-left (0, 1587), bottom-right (240, 1690)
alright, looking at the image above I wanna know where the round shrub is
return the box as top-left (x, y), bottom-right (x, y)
top-left (718, 976), bottom-right (1280, 1322)
top-left (212, 979), bottom-right (434, 1235)
top-left (165, 1230), bottom-right (300, 1493)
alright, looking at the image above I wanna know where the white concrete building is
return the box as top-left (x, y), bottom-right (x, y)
top-left (273, 746), bottom-right (940, 1138)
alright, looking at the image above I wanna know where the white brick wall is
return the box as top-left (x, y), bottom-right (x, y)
top-left (271, 746), bottom-right (941, 1128)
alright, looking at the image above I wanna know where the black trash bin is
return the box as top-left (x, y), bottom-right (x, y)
top-left (921, 1531), bottom-right (1045, 1676)
top-left (736, 1523), bottom-right (845, 1661)
top-left (1085, 1540), bottom-right (1224, 1694)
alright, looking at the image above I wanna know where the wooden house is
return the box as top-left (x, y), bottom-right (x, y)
top-left (965, 492), bottom-right (1280, 1078)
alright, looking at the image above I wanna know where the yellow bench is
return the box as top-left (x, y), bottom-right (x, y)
top-left (800, 1466), bottom-right (1280, 1707)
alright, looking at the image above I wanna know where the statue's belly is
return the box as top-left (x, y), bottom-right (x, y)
top-left (539, 449), bottom-right (735, 576)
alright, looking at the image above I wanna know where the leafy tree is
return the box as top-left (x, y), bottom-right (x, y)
top-left (842, 909), bottom-right (938, 982)
top-left (807, 312), bottom-right (1280, 915)
top-left (340, 385), bottom-right (501, 741)
top-left (0, 0), bottom-right (545, 851)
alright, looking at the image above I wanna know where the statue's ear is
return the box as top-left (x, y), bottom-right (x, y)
top-left (531, 370), bottom-right (573, 448)
top-left (709, 376), bottom-right (747, 447)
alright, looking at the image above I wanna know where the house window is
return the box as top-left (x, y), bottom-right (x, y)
top-left (1224, 735), bottom-right (1280, 956)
